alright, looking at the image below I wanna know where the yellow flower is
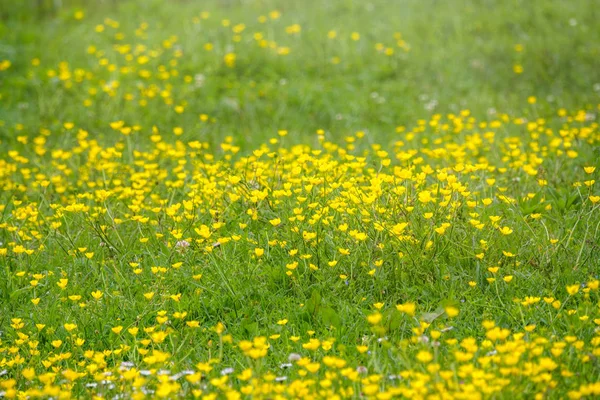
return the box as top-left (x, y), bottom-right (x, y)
top-left (416, 350), bottom-right (433, 363)
top-left (186, 320), bottom-right (200, 328)
top-left (356, 345), bottom-right (369, 354)
top-left (445, 306), bottom-right (459, 318)
top-left (418, 190), bottom-right (434, 203)
top-left (269, 218), bottom-right (281, 226)
top-left (111, 326), bottom-right (123, 334)
top-left (566, 284), bottom-right (579, 296)
top-left (22, 367), bottom-right (36, 380)
top-left (367, 312), bottom-right (382, 325)
top-left (151, 331), bottom-right (168, 344)
top-left (305, 362), bottom-right (320, 373)
top-left (302, 338), bottom-right (320, 351)
top-left (91, 290), bottom-right (103, 300)
top-left (237, 368), bottom-right (252, 381)
top-left (396, 302), bottom-right (416, 316)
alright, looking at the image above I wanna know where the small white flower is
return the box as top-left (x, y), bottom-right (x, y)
top-left (119, 361), bottom-right (135, 370)
top-left (176, 240), bottom-right (190, 253)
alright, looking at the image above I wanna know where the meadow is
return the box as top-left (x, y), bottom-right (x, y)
top-left (1, 0), bottom-right (600, 398)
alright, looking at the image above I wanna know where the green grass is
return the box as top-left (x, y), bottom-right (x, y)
top-left (0, 0), bottom-right (600, 399)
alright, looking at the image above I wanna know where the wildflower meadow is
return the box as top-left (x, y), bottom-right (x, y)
top-left (1, 0), bottom-right (600, 398)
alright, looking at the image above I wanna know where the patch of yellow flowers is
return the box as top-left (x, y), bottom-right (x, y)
top-left (1, 10), bottom-right (600, 400)
top-left (1, 288), bottom-right (600, 399)
top-left (0, 106), bottom-right (599, 398)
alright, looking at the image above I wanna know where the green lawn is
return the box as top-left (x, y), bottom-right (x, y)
top-left (1, 0), bottom-right (599, 399)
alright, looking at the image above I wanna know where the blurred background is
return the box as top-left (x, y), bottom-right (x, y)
top-left (1, 0), bottom-right (599, 148)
